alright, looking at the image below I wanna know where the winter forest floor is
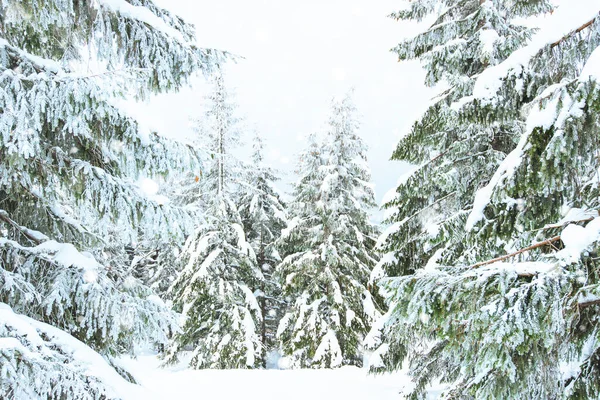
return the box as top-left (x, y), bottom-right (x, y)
top-left (112, 352), bottom-right (444, 400)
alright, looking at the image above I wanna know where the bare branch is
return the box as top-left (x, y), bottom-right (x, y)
top-left (0, 210), bottom-right (47, 245)
top-left (470, 236), bottom-right (562, 269)
top-left (579, 298), bottom-right (600, 309)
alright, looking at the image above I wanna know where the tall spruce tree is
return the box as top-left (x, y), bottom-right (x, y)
top-left (166, 73), bottom-right (264, 369)
top-left (238, 132), bottom-right (287, 367)
top-left (369, 0), bottom-right (552, 378)
top-left (373, 2), bottom-right (600, 399)
top-left (0, 0), bottom-right (226, 397)
top-left (276, 94), bottom-right (380, 368)
top-left (374, 0), bottom-right (552, 280)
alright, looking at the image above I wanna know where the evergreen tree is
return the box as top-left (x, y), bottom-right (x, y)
top-left (238, 132), bottom-right (287, 367)
top-left (373, 2), bottom-right (600, 398)
top-left (369, 0), bottom-right (552, 379)
top-left (166, 73), bottom-right (264, 369)
top-left (130, 128), bottom-right (208, 298)
top-left (374, 0), bottom-right (552, 280)
top-left (0, 0), bottom-right (226, 397)
top-left (276, 94), bottom-right (380, 368)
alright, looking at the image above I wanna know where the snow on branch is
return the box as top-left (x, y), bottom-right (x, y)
top-left (578, 297), bottom-right (600, 309)
top-left (470, 236), bottom-right (561, 270)
top-left (473, 7), bottom-right (600, 103)
top-left (471, 216), bottom-right (600, 271)
top-left (0, 209), bottom-right (49, 244)
top-left (581, 46), bottom-right (600, 82)
top-left (96, 0), bottom-right (190, 45)
top-left (0, 38), bottom-right (62, 74)
top-left (0, 303), bottom-right (140, 399)
top-left (0, 236), bottom-right (178, 355)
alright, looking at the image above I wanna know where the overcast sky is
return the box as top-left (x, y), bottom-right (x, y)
top-left (130, 0), bottom-right (435, 215)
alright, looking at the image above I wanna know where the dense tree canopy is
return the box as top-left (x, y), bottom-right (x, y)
top-left (371, 2), bottom-right (600, 398)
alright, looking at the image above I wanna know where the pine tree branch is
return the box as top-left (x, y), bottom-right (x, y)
top-left (541, 217), bottom-right (596, 231)
top-left (386, 191), bottom-right (457, 226)
top-left (471, 215), bottom-right (599, 269)
top-left (549, 17), bottom-right (597, 49)
top-left (470, 236), bottom-right (562, 269)
top-left (579, 298), bottom-right (600, 309)
top-left (0, 210), bottom-right (47, 245)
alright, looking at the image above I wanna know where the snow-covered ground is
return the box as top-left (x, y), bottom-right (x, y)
top-left (115, 353), bottom-right (443, 400)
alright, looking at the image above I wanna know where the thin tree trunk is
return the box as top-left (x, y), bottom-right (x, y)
top-left (259, 228), bottom-right (267, 368)
top-left (218, 126), bottom-right (224, 196)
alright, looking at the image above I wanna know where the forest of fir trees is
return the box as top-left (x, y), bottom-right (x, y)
top-left (161, 80), bottom-right (383, 370)
top-left (3, 0), bottom-right (600, 399)
top-left (0, 1), bottom-right (382, 396)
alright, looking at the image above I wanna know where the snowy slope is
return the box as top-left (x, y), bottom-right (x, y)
top-left (0, 304), bottom-right (148, 400)
top-left (117, 353), bottom-right (444, 400)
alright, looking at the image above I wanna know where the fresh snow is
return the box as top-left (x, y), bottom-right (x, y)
top-left (376, 220), bottom-right (404, 249)
top-left (189, 248), bottom-right (222, 284)
top-left (0, 210), bottom-right (49, 242)
top-left (364, 310), bottom-right (390, 350)
top-left (238, 283), bottom-right (262, 313)
top-left (232, 222), bottom-right (254, 257)
top-left (113, 352), bottom-right (444, 400)
top-left (368, 343), bottom-right (390, 370)
top-left (281, 216), bottom-right (300, 239)
top-left (370, 252), bottom-right (397, 284)
top-left (557, 218), bottom-right (600, 263)
top-left (556, 208), bottom-right (598, 226)
top-left (0, 38), bottom-right (62, 73)
top-left (35, 240), bottom-right (99, 270)
top-left (0, 238), bottom-right (101, 282)
top-left (424, 248), bottom-right (445, 271)
top-left (479, 28), bottom-right (500, 56)
top-left (362, 290), bottom-right (379, 319)
top-left (0, 303), bottom-right (145, 399)
top-left (138, 177), bottom-right (169, 205)
top-left (96, 0), bottom-right (188, 44)
top-left (465, 131), bottom-right (529, 231)
top-left (580, 46), bottom-right (600, 81)
top-left (313, 330), bottom-right (343, 367)
top-left (484, 261), bottom-right (557, 277)
top-left (464, 4), bottom-right (600, 231)
top-left (473, 2), bottom-right (600, 104)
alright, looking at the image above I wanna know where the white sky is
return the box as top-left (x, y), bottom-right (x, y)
top-left (130, 0), bottom-right (435, 214)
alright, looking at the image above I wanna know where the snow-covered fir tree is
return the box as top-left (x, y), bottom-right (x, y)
top-left (166, 73), bottom-right (264, 369)
top-left (277, 94), bottom-right (380, 368)
top-left (374, 0), bottom-right (551, 280)
top-left (0, 0), bottom-right (226, 397)
top-left (368, 0), bottom-right (552, 376)
top-left (372, 2), bottom-right (600, 398)
top-left (238, 132), bottom-right (287, 367)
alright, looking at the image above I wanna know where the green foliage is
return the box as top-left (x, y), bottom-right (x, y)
top-left (165, 74), bottom-right (263, 370)
top-left (374, 2), bottom-right (600, 398)
top-left (0, 0), bottom-right (227, 396)
top-left (378, 0), bottom-right (544, 281)
top-left (238, 133), bottom-right (287, 366)
top-left (276, 94), bottom-right (381, 368)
